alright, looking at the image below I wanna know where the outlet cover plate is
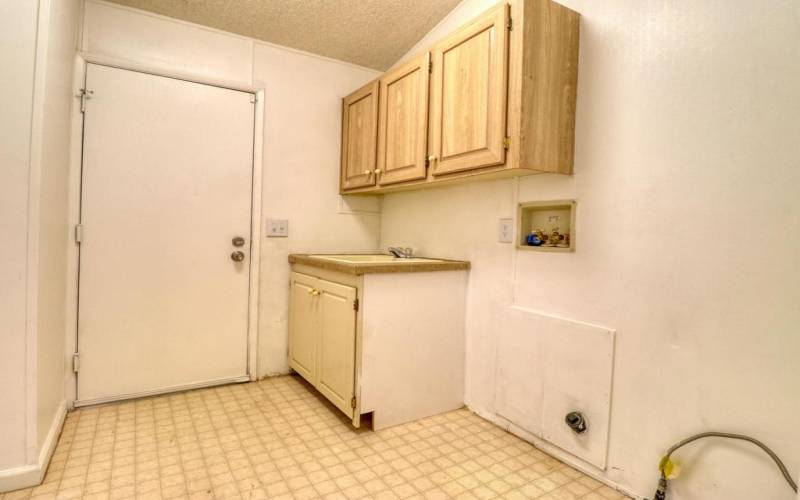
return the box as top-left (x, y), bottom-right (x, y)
top-left (266, 218), bottom-right (288, 237)
top-left (499, 218), bottom-right (514, 243)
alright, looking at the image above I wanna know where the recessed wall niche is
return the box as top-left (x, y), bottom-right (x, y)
top-left (517, 200), bottom-right (576, 252)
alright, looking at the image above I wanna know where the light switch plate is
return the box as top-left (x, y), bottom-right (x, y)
top-left (498, 218), bottom-right (514, 243)
top-left (266, 218), bottom-right (288, 237)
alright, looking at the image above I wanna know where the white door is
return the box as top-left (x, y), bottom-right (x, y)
top-left (76, 64), bottom-right (255, 404)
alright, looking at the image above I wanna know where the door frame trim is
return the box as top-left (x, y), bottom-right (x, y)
top-left (64, 54), bottom-right (265, 408)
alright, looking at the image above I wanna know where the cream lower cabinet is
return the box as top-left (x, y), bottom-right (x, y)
top-left (289, 272), bottom-right (357, 418)
top-left (288, 264), bottom-right (467, 430)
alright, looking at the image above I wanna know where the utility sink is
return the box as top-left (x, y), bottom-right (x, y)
top-left (308, 254), bottom-right (444, 264)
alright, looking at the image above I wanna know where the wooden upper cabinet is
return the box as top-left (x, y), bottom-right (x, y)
top-left (376, 53), bottom-right (431, 186)
top-left (340, 81), bottom-right (379, 191)
top-left (339, 0), bottom-right (579, 194)
top-left (429, 3), bottom-right (510, 176)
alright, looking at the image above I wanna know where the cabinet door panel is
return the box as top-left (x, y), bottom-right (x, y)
top-left (316, 279), bottom-right (357, 417)
top-left (430, 4), bottom-right (509, 176)
top-left (341, 81), bottom-right (379, 191)
top-left (377, 53), bottom-right (430, 186)
top-left (288, 273), bottom-right (318, 382)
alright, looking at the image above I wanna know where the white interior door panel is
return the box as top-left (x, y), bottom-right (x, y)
top-left (77, 64), bottom-right (255, 404)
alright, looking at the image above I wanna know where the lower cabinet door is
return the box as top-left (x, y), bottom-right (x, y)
top-left (316, 279), bottom-right (358, 418)
top-left (288, 272), bottom-right (319, 382)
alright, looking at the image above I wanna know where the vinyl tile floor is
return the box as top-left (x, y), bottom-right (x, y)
top-left (1, 375), bottom-right (630, 500)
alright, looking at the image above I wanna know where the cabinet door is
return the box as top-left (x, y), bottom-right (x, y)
top-left (430, 3), bottom-right (510, 176)
top-left (340, 81), bottom-right (379, 191)
top-left (376, 53), bottom-right (430, 186)
top-left (315, 279), bottom-right (357, 418)
top-left (288, 272), bottom-right (318, 382)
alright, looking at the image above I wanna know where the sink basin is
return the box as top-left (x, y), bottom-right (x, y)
top-left (308, 254), bottom-right (444, 264)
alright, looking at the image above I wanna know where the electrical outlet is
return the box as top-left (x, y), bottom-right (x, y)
top-left (266, 218), bottom-right (288, 237)
top-left (498, 218), bottom-right (514, 243)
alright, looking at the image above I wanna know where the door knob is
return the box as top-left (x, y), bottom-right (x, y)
top-left (232, 236), bottom-right (246, 247)
top-left (231, 251), bottom-right (245, 262)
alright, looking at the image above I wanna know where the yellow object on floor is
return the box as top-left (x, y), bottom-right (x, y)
top-left (1, 376), bottom-right (629, 499)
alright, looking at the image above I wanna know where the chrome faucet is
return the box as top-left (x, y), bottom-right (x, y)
top-left (388, 247), bottom-right (414, 258)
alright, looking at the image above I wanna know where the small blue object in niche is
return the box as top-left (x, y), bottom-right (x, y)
top-left (526, 231), bottom-right (543, 246)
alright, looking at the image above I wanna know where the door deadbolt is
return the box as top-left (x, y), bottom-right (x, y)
top-left (232, 236), bottom-right (246, 247)
top-left (231, 251), bottom-right (245, 262)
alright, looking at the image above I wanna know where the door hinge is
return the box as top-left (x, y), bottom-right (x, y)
top-left (503, 136), bottom-right (511, 150)
top-left (351, 396), bottom-right (357, 409)
top-left (72, 353), bottom-right (80, 373)
top-left (76, 88), bottom-right (93, 113)
top-left (428, 60), bottom-right (433, 73)
top-left (249, 94), bottom-right (257, 104)
top-left (74, 224), bottom-right (83, 243)
top-left (507, 18), bottom-right (513, 31)
top-left (353, 298), bottom-right (359, 311)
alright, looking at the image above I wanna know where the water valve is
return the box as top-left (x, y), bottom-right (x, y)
top-left (565, 411), bottom-right (588, 434)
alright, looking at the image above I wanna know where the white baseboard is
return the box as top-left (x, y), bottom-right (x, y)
top-left (0, 400), bottom-right (67, 493)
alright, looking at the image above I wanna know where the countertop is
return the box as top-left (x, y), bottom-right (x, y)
top-left (288, 254), bottom-right (471, 275)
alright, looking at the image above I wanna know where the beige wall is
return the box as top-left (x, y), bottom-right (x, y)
top-left (380, 1), bottom-right (800, 499)
top-left (79, 0), bottom-right (381, 378)
top-left (0, 0), bottom-right (40, 472)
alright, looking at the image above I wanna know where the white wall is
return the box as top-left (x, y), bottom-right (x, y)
top-left (253, 43), bottom-right (382, 374)
top-left (79, 0), bottom-right (382, 378)
top-left (36, 0), bottom-right (80, 452)
top-left (0, 0), bottom-right (79, 488)
top-left (0, 0), bottom-right (41, 472)
top-left (380, 1), bottom-right (800, 499)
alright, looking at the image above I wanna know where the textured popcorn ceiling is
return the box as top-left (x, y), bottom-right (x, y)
top-left (104, 0), bottom-right (462, 70)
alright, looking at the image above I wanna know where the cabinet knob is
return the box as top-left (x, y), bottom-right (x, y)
top-left (374, 169), bottom-right (383, 174)
top-left (364, 170), bottom-right (373, 175)
top-left (427, 155), bottom-right (437, 163)
top-left (308, 288), bottom-right (320, 296)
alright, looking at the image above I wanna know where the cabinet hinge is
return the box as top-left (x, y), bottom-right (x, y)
top-left (428, 60), bottom-right (433, 73)
top-left (76, 88), bottom-right (93, 113)
top-left (74, 224), bottom-right (83, 243)
top-left (503, 136), bottom-right (511, 150)
top-left (351, 396), bottom-right (357, 409)
top-left (353, 298), bottom-right (359, 311)
top-left (72, 353), bottom-right (80, 373)
top-left (507, 18), bottom-right (513, 31)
